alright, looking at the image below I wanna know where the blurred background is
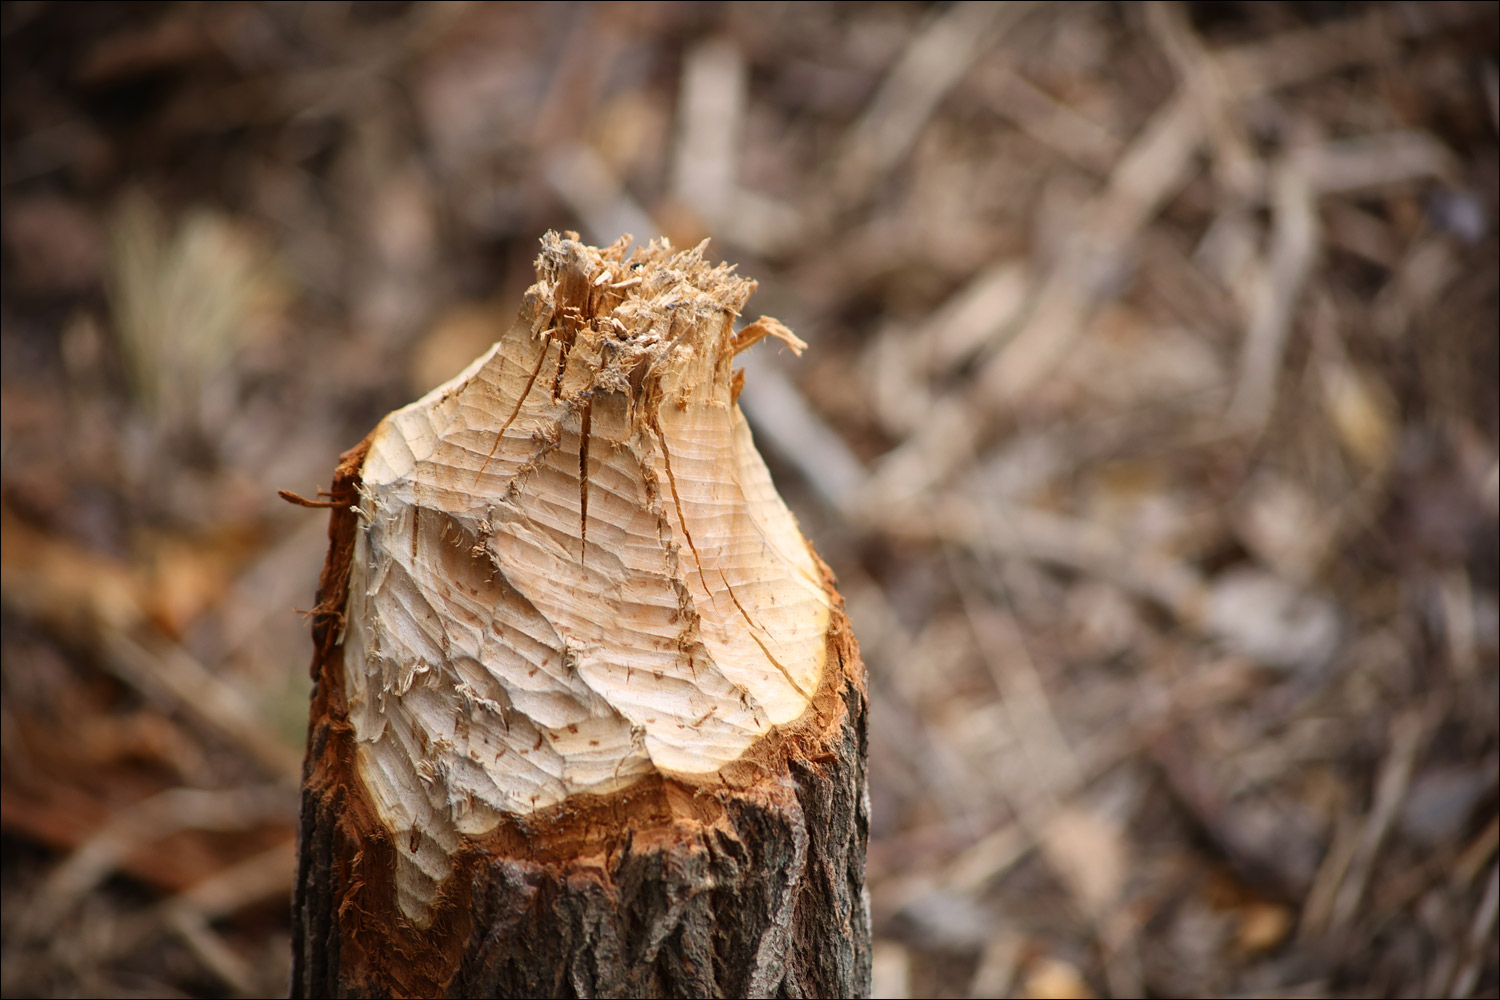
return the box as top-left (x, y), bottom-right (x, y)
top-left (2, 2), bottom-right (1497, 997)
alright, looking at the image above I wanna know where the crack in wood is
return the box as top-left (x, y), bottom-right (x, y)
top-left (651, 421), bottom-right (713, 599)
top-left (717, 566), bottom-right (812, 701)
top-left (474, 334), bottom-right (553, 485)
top-left (578, 396), bottom-right (592, 566)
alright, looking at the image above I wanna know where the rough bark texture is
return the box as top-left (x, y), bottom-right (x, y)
top-left (290, 235), bottom-right (870, 999)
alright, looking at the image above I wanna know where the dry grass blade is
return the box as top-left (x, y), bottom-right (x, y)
top-left (1447, 863), bottom-right (1499, 999)
top-left (672, 36), bottom-right (746, 233)
top-left (23, 785), bottom-right (296, 937)
top-left (98, 628), bottom-right (304, 780)
top-left (544, 144), bottom-right (659, 247)
top-left (1227, 158), bottom-right (1318, 432)
top-left (1328, 710), bottom-right (1431, 932)
top-left (107, 191), bottom-right (283, 431)
top-left (737, 352), bottom-right (868, 515)
top-left (868, 91), bottom-right (1205, 503)
top-left (839, 2), bottom-right (1036, 202)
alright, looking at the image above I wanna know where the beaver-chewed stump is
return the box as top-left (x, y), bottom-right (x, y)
top-left (290, 233), bottom-right (870, 999)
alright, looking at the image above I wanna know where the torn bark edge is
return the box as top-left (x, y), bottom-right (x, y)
top-left (278, 490), bottom-right (342, 508)
top-left (301, 436), bottom-right (374, 677)
top-left (290, 441), bottom-right (870, 998)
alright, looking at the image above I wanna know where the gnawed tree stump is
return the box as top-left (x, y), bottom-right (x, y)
top-left (290, 233), bottom-right (870, 998)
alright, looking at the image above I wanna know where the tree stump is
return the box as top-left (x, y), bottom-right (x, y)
top-left (290, 233), bottom-right (870, 998)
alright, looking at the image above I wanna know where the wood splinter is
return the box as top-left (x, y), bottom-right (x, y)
top-left (290, 232), bottom-right (870, 999)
